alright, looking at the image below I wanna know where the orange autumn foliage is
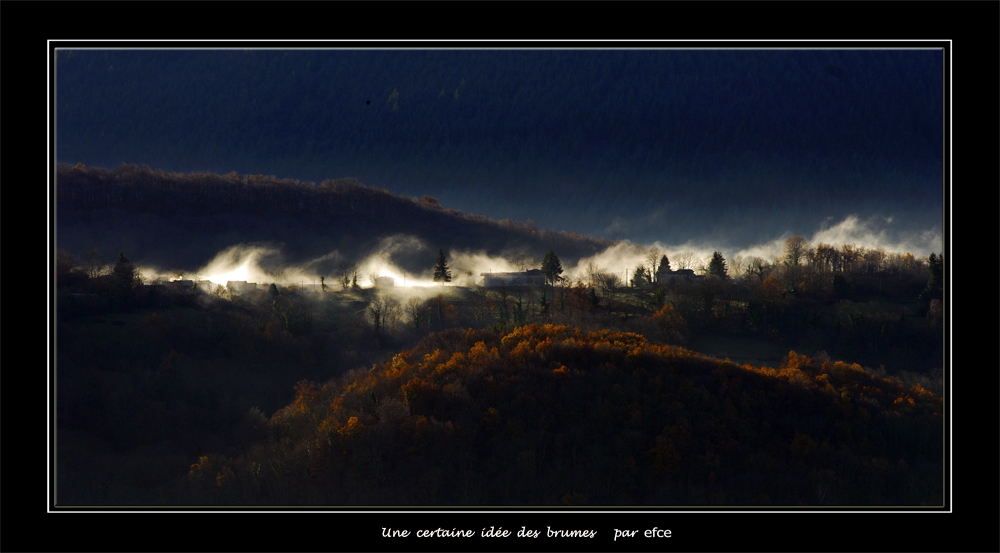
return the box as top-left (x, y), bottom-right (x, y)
top-left (220, 323), bottom-right (942, 506)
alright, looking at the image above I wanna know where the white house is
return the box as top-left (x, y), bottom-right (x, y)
top-left (226, 281), bottom-right (258, 293)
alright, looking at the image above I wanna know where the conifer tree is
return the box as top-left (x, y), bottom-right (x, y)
top-left (925, 252), bottom-right (943, 300)
top-left (707, 251), bottom-right (728, 279)
top-left (541, 250), bottom-right (563, 286)
top-left (631, 265), bottom-right (652, 287)
top-left (111, 251), bottom-right (142, 309)
top-left (433, 249), bottom-right (452, 284)
top-left (654, 254), bottom-right (672, 284)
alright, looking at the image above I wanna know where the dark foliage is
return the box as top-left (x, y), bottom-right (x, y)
top-left (707, 251), bottom-right (728, 279)
top-left (193, 325), bottom-right (942, 506)
top-left (541, 250), bottom-right (564, 286)
top-left (56, 163), bottom-right (613, 273)
top-left (433, 249), bottom-right (451, 283)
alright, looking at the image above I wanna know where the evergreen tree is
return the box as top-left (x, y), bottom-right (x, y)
top-left (541, 250), bottom-right (563, 286)
top-left (925, 252), bottom-right (943, 300)
top-left (114, 251), bottom-right (132, 275)
top-left (707, 251), bottom-right (728, 279)
top-left (631, 265), bottom-right (652, 287)
top-left (115, 252), bottom-right (141, 285)
top-left (655, 254), bottom-right (671, 282)
top-left (111, 251), bottom-right (142, 309)
top-left (433, 249), bottom-right (452, 284)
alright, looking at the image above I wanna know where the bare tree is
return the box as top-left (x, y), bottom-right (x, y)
top-left (368, 293), bottom-right (401, 335)
top-left (645, 247), bottom-right (661, 280)
top-left (470, 287), bottom-right (497, 325)
top-left (404, 297), bottom-right (429, 330)
top-left (491, 286), bottom-right (512, 323)
top-left (504, 251), bottom-right (535, 272)
top-left (266, 267), bottom-right (286, 284)
top-left (596, 272), bottom-right (622, 302)
top-left (814, 243), bottom-right (839, 274)
top-left (83, 247), bottom-right (107, 279)
top-left (674, 252), bottom-right (696, 271)
top-left (510, 286), bottom-right (529, 325)
top-left (783, 236), bottom-right (810, 266)
top-left (747, 256), bottom-right (770, 282)
top-left (840, 244), bottom-right (859, 273)
top-left (585, 262), bottom-right (604, 287)
top-left (337, 261), bottom-right (357, 290)
top-left (861, 247), bottom-right (887, 275)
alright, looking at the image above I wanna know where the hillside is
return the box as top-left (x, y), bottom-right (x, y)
top-left (54, 246), bottom-right (943, 507)
top-left (53, 162), bottom-right (944, 508)
top-left (187, 324), bottom-right (942, 506)
top-left (55, 163), bottom-right (613, 273)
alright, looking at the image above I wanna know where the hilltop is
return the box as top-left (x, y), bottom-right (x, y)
top-left (187, 324), bottom-right (942, 506)
top-left (55, 163), bottom-right (613, 274)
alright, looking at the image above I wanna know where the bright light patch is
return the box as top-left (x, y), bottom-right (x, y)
top-left (205, 260), bottom-right (251, 285)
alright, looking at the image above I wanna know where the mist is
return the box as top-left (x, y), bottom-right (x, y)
top-left (569, 214), bottom-right (942, 282)
top-left (138, 236), bottom-right (531, 294)
top-left (136, 212), bottom-right (941, 293)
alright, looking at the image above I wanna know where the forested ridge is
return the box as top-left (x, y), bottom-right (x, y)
top-left (188, 324), bottom-right (942, 506)
top-left (55, 163), bottom-right (612, 270)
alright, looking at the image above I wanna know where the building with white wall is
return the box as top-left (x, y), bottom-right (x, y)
top-left (226, 281), bottom-right (258, 293)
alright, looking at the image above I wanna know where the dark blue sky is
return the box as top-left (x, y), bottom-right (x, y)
top-left (56, 47), bottom-right (944, 253)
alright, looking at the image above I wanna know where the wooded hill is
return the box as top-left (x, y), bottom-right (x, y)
top-left (55, 163), bottom-right (613, 273)
top-left (53, 162), bottom-right (945, 508)
top-left (187, 324), bottom-right (942, 506)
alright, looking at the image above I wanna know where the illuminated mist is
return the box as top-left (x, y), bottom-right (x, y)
top-left (136, 214), bottom-right (941, 291)
top-left (569, 214), bottom-right (942, 283)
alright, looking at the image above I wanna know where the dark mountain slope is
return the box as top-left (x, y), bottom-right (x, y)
top-left (56, 163), bottom-right (613, 274)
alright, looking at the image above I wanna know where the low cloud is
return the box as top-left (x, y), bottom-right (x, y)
top-left (576, 214), bottom-right (943, 282)
top-left (138, 215), bottom-right (941, 290)
top-left (806, 214), bottom-right (941, 256)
